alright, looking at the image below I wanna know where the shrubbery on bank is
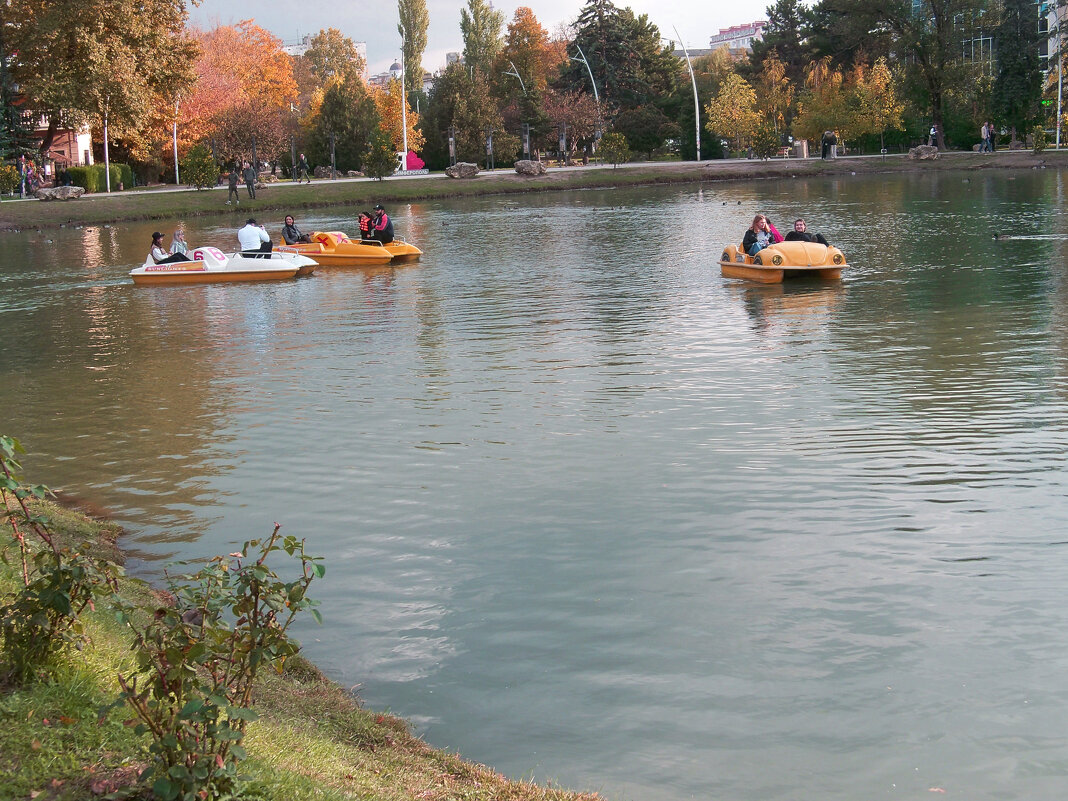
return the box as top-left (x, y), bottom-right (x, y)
top-left (0, 435), bottom-right (598, 801)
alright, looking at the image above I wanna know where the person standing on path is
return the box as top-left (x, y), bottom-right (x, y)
top-left (243, 161), bottom-right (257, 199)
top-left (821, 131), bottom-right (830, 159)
top-left (929, 124), bottom-right (938, 147)
top-left (297, 153), bottom-right (311, 183)
top-left (829, 130), bottom-right (838, 159)
top-left (226, 167), bottom-right (240, 205)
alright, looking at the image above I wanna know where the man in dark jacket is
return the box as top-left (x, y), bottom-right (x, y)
top-left (784, 218), bottom-right (829, 246)
top-left (370, 204), bottom-right (394, 244)
top-left (243, 161), bottom-right (257, 199)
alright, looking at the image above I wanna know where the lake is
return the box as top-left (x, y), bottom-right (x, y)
top-left (3, 170), bottom-right (1068, 800)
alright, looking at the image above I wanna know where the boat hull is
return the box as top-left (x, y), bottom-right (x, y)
top-left (129, 247), bottom-right (312, 284)
top-left (718, 241), bottom-right (846, 284)
top-left (277, 232), bottom-right (394, 265)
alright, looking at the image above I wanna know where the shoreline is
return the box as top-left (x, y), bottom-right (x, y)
top-left (1, 150), bottom-right (1060, 233)
top-left (0, 496), bottom-right (600, 800)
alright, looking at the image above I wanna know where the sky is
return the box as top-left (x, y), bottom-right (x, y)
top-left (187, 0), bottom-right (771, 76)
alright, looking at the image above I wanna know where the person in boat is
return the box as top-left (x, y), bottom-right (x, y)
top-left (170, 228), bottom-right (189, 257)
top-left (281, 215), bottom-right (312, 244)
top-left (369, 204), bottom-right (394, 244)
top-left (742, 214), bottom-right (782, 257)
top-left (238, 218), bottom-right (272, 256)
top-left (783, 218), bottom-right (829, 246)
top-left (357, 211), bottom-right (373, 241)
top-left (150, 231), bottom-right (190, 264)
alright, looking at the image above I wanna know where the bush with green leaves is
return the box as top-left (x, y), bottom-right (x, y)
top-left (0, 164), bottom-right (18, 194)
top-left (1032, 125), bottom-right (1047, 153)
top-left (363, 131), bottom-right (397, 181)
top-left (599, 132), bottom-right (631, 168)
top-left (114, 528), bottom-right (324, 801)
top-left (0, 435), bottom-right (120, 683)
top-left (181, 144), bottom-right (219, 189)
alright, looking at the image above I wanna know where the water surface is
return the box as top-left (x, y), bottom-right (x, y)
top-left (3, 172), bottom-right (1068, 800)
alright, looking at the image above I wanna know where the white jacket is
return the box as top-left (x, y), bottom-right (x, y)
top-left (238, 223), bottom-right (269, 251)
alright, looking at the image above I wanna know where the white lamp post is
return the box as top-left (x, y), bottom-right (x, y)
top-left (673, 27), bottom-right (701, 161)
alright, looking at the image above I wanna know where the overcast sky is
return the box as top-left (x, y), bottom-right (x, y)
top-left (188, 0), bottom-right (771, 76)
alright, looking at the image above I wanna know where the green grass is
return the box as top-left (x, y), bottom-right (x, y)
top-left (0, 500), bottom-right (601, 801)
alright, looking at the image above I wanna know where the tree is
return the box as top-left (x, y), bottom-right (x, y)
top-left (754, 54), bottom-right (796, 135)
top-left (305, 76), bottom-right (381, 172)
top-left (398, 0), bottom-right (429, 94)
top-left (542, 88), bottom-right (600, 158)
top-left (180, 143), bottom-right (220, 189)
top-left (558, 0), bottom-right (679, 112)
top-left (852, 0), bottom-right (986, 149)
top-left (599, 131), bottom-right (630, 165)
top-left (612, 106), bottom-right (672, 156)
top-left (993, 0), bottom-right (1042, 141)
top-left (858, 58), bottom-right (904, 149)
top-left (363, 129), bottom-right (398, 180)
top-left (305, 28), bottom-right (366, 86)
top-left (5, 0), bottom-right (197, 157)
top-left (372, 78), bottom-right (426, 154)
top-left (748, 0), bottom-right (810, 85)
top-left (461, 0), bottom-right (505, 76)
top-left (493, 7), bottom-right (559, 101)
top-left (705, 72), bottom-right (760, 151)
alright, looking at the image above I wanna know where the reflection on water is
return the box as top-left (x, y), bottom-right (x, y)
top-left (3, 174), bottom-right (1068, 800)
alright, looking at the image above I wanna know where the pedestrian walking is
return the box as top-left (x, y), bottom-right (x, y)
top-left (297, 153), bottom-right (311, 183)
top-left (243, 161), bottom-right (257, 200)
top-left (226, 167), bottom-right (240, 205)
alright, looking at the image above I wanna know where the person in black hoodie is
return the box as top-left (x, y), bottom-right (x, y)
top-left (783, 218), bottom-right (829, 246)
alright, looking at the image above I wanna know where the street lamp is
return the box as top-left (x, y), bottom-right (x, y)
top-left (399, 42), bottom-right (408, 170)
top-left (570, 44), bottom-right (601, 140)
top-left (172, 96), bottom-right (180, 185)
top-left (503, 60), bottom-right (527, 95)
top-left (672, 27), bottom-right (701, 161)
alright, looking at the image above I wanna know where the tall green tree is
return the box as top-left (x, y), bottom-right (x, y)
top-left (460, 0), bottom-right (505, 76)
top-left (306, 77), bottom-right (381, 172)
top-left (746, 0), bottom-right (811, 86)
top-left (849, 0), bottom-right (985, 148)
top-left (993, 0), bottom-right (1042, 141)
top-left (305, 28), bottom-right (366, 86)
top-left (557, 0), bottom-right (678, 113)
top-left (398, 0), bottom-right (429, 93)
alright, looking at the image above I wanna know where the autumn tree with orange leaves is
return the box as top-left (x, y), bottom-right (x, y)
top-left (167, 22), bottom-right (296, 166)
top-left (372, 78), bottom-right (425, 156)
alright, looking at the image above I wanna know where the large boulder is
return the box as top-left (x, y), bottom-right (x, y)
top-left (514, 159), bottom-right (547, 176)
top-left (314, 166), bottom-right (334, 179)
top-left (35, 186), bottom-right (85, 201)
top-left (346, 170), bottom-right (364, 178)
top-left (908, 145), bottom-right (939, 160)
top-left (445, 162), bottom-right (480, 178)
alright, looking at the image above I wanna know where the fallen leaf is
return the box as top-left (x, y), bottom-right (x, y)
top-left (58, 716), bottom-right (75, 725)
top-left (929, 789), bottom-right (946, 794)
top-left (31, 739), bottom-right (41, 750)
top-left (29, 792), bottom-right (41, 799)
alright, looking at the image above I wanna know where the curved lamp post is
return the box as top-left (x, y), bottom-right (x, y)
top-left (570, 44), bottom-right (601, 141)
top-left (504, 60), bottom-right (527, 95)
top-left (672, 27), bottom-right (701, 161)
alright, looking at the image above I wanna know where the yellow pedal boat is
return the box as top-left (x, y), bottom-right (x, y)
top-left (381, 238), bottom-right (422, 262)
top-left (718, 240), bottom-right (847, 284)
top-left (277, 231), bottom-right (394, 266)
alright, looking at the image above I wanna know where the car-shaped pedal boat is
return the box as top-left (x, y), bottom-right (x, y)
top-left (718, 240), bottom-right (847, 284)
top-left (129, 247), bottom-right (316, 285)
top-left (276, 231), bottom-right (394, 266)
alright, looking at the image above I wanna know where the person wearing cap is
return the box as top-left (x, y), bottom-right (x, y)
top-left (369, 204), bottom-right (394, 244)
top-left (150, 231), bottom-right (190, 264)
top-left (238, 218), bottom-right (272, 255)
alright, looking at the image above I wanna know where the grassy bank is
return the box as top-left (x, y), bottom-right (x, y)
top-left (0, 499), bottom-right (599, 801)
top-left (1, 150), bottom-right (1061, 233)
